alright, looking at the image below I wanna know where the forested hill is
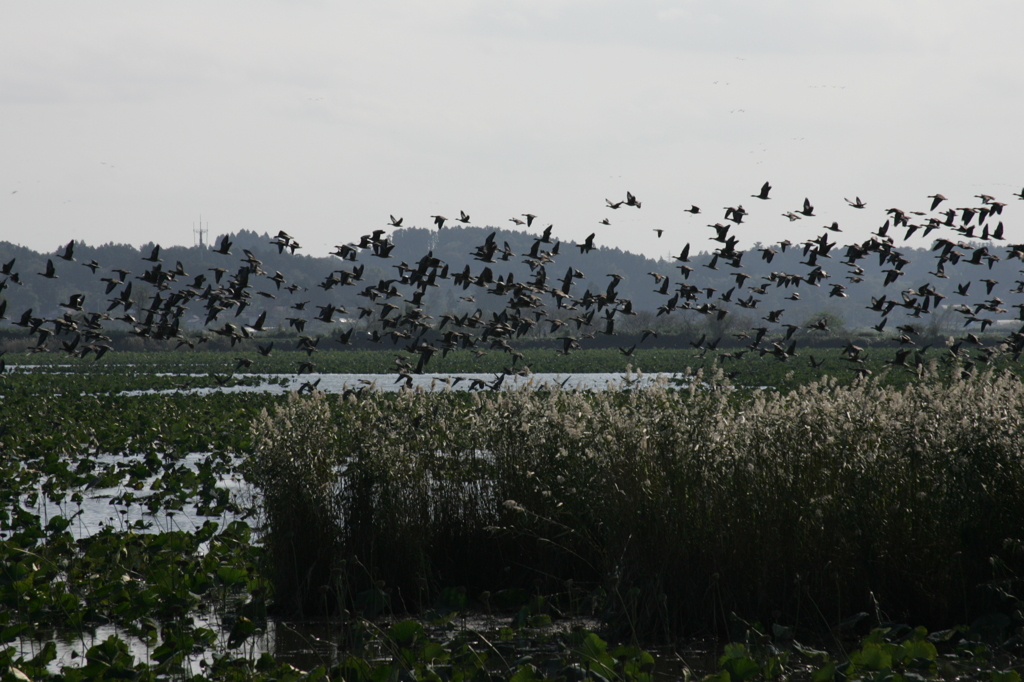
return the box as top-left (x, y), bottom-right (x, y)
top-left (1, 225), bottom-right (1021, 347)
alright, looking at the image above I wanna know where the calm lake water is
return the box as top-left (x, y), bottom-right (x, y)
top-left (125, 371), bottom-right (687, 396)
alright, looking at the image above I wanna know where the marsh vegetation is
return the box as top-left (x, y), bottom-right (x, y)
top-left (2, 356), bottom-right (1023, 681)
top-left (249, 367), bottom-right (1024, 632)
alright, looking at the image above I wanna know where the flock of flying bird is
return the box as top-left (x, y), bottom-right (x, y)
top-left (4, 181), bottom-right (1024, 389)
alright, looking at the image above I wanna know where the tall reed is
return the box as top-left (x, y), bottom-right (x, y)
top-left (246, 369), bottom-right (1024, 637)
top-left (246, 391), bottom-right (341, 616)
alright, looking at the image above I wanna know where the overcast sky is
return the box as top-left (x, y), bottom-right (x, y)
top-left (3, 1), bottom-right (1023, 261)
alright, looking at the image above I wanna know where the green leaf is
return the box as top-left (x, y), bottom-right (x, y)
top-left (850, 642), bottom-right (892, 671)
top-left (509, 664), bottom-right (540, 682)
top-left (216, 565), bottom-right (249, 585)
top-left (720, 643), bottom-right (749, 662)
top-left (722, 655), bottom-right (761, 682)
top-left (990, 671), bottom-right (1022, 682)
top-left (421, 641), bottom-right (448, 664)
top-left (370, 662), bottom-right (394, 682)
top-left (901, 639), bottom-right (937, 663)
top-left (228, 615), bottom-right (257, 648)
top-left (388, 619), bottom-right (424, 647)
top-left (577, 633), bottom-right (615, 680)
top-left (1, 624), bottom-right (31, 644)
top-left (812, 660), bottom-right (836, 682)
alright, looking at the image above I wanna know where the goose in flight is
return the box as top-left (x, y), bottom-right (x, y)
top-left (61, 293), bottom-right (85, 311)
top-left (142, 245), bottom-right (162, 262)
top-left (213, 235), bottom-right (232, 255)
top-left (724, 205), bottom-right (746, 223)
top-left (752, 181), bottom-right (771, 200)
top-left (38, 259), bottom-right (58, 279)
top-left (578, 233), bottom-right (596, 254)
top-left (57, 240), bottom-right (75, 262)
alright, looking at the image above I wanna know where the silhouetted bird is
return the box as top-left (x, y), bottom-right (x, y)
top-left (57, 240), bottom-right (75, 262)
top-left (38, 259), bottom-right (58, 279)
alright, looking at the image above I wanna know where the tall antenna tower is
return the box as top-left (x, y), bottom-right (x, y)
top-left (193, 216), bottom-right (209, 248)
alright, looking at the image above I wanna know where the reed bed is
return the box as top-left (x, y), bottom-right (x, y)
top-left (245, 368), bottom-right (1024, 638)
